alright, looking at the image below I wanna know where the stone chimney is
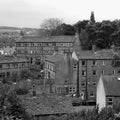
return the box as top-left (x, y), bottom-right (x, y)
top-left (74, 30), bottom-right (82, 51)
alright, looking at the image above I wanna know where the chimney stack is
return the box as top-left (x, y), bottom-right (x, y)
top-left (74, 30), bottom-right (81, 51)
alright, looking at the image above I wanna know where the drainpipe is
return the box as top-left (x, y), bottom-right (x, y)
top-left (85, 60), bottom-right (88, 101)
top-left (76, 60), bottom-right (80, 98)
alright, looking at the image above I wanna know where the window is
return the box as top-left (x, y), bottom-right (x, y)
top-left (82, 70), bottom-right (86, 76)
top-left (46, 43), bottom-right (49, 46)
top-left (82, 61), bottom-right (86, 66)
top-left (16, 43), bottom-right (21, 47)
top-left (102, 70), bottom-right (104, 74)
top-left (31, 43), bottom-right (34, 47)
top-left (81, 82), bottom-right (85, 87)
top-left (57, 87), bottom-right (61, 93)
top-left (48, 71), bottom-right (50, 78)
top-left (0, 72), bottom-right (5, 78)
top-left (93, 82), bottom-right (96, 86)
top-left (113, 70), bottom-right (115, 75)
top-left (93, 61), bottom-right (97, 66)
top-left (72, 87), bottom-right (76, 92)
top-left (7, 72), bottom-right (10, 78)
top-left (7, 64), bottom-right (10, 68)
top-left (24, 43), bottom-right (27, 47)
top-left (102, 61), bottom-right (105, 66)
top-left (73, 64), bottom-right (77, 69)
top-left (92, 70), bottom-right (97, 76)
top-left (90, 91), bottom-right (94, 97)
top-left (0, 64), bottom-right (2, 68)
top-left (118, 70), bottom-right (120, 74)
top-left (21, 63), bottom-right (25, 67)
top-left (69, 87), bottom-right (72, 92)
top-left (13, 63), bottom-right (18, 68)
top-left (108, 98), bottom-right (113, 105)
top-left (69, 87), bottom-right (76, 93)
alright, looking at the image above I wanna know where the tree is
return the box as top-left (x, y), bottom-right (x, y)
top-left (20, 30), bottom-right (25, 36)
top-left (90, 11), bottom-right (95, 24)
top-left (56, 23), bottom-right (75, 35)
top-left (7, 91), bottom-right (27, 119)
top-left (11, 72), bottom-right (18, 83)
top-left (0, 84), bottom-right (11, 120)
top-left (20, 70), bottom-right (30, 79)
top-left (0, 84), bottom-right (29, 120)
top-left (15, 88), bottom-right (29, 95)
top-left (79, 29), bottom-right (89, 50)
top-left (40, 18), bottom-right (63, 30)
top-left (40, 18), bottom-right (63, 36)
top-left (74, 20), bottom-right (89, 33)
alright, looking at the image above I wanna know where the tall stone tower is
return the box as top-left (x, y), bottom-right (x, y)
top-left (74, 29), bottom-right (82, 52)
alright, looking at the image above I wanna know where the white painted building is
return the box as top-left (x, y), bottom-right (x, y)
top-left (97, 75), bottom-right (120, 111)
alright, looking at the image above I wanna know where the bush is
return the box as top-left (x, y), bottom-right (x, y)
top-left (15, 88), bottom-right (29, 95)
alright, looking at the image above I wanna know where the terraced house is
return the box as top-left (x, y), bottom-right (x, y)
top-left (75, 48), bottom-right (120, 102)
top-left (45, 52), bottom-right (77, 94)
top-left (0, 55), bottom-right (29, 81)
top-left (15, 35), bottom-right (75, 64)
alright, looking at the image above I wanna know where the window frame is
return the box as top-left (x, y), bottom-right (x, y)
top-left (93, 60), bottom-right (97, 66)
top-left (82, 70), bottom-right (86, 76)
top-left (92, 70), bottom-right (97, 76)
top-left (82, 61), bottom-right (86, 66)
top-left (108, 98), bottom-right (113, 105)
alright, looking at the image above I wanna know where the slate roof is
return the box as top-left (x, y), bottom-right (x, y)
top-left (45, 53), bottom-right (66, 63)
top-left (21, 94), bottom-right (74, 116)
top-left (0, 55), bottom-right (28, 63)
top-left (76, 49), bottom-right (118, 59)
top-left (102, 75), bottom-right (120, 97)
top-left (16, 35), bottom-right (75, 43)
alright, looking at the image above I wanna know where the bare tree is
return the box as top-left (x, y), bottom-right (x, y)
top-left (40, 18), bottom-right (63, 30)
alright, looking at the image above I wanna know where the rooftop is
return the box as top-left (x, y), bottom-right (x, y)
top-left (21, 94), bottom-right (74, 115)
top-left (102, 75), bottom-right (120, 97)
top-left (76, 49), bottom-right (118, 59)
top-left (45, 53), bottom-right (66, 63)
top-left (0, 55), bottom-right (28, 63)
top-left (16, 35), bottom-right (75, 43)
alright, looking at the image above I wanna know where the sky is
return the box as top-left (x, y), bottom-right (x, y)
top-left (0, 0), bottom-right (120, 28)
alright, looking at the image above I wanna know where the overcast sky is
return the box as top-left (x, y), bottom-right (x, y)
top-left (0, 0), bottom-right (120, 28)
